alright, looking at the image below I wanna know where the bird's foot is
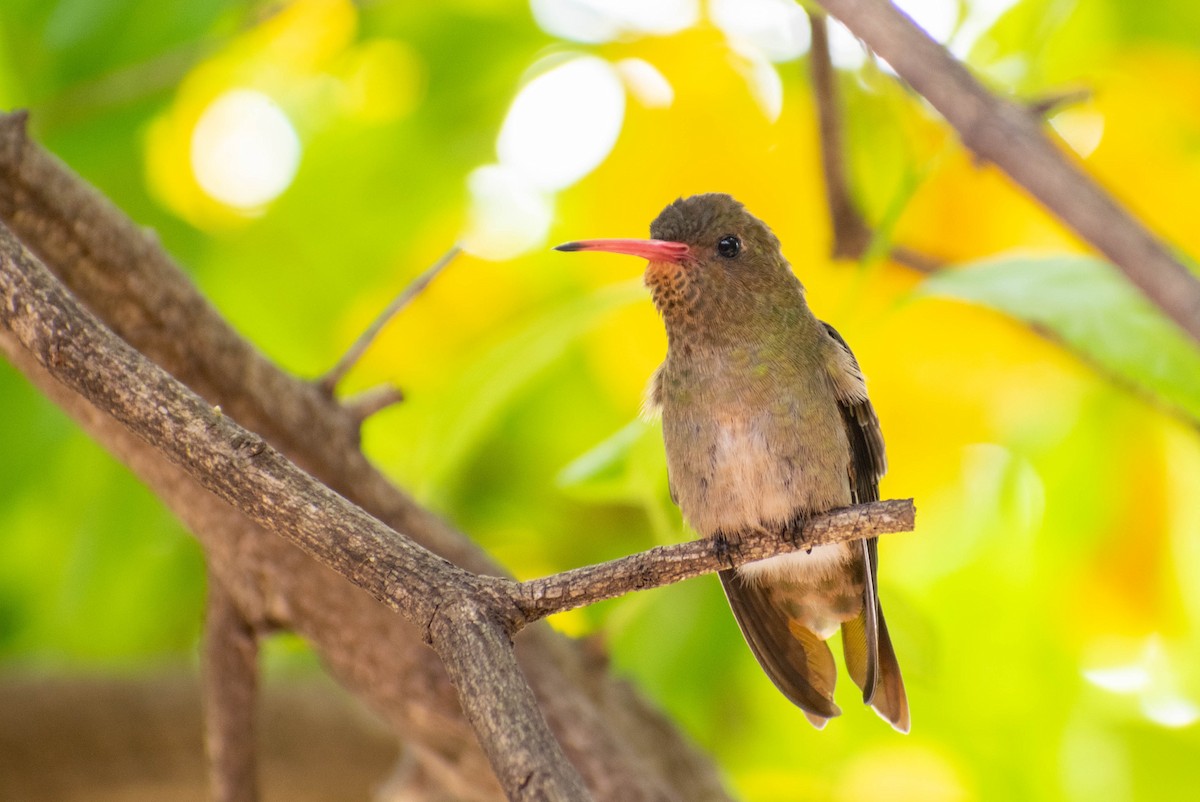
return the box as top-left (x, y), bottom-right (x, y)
top-left (711, 531), bottom-right (743, 570)
top-left (782, 512), bottom-right (813, 553)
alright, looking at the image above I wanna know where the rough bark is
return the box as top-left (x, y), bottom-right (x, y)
top-left (0, 112), bottom-right (724, 801)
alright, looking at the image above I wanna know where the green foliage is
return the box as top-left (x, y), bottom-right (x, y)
top-left (920, 255), bottom-right (1200, 423)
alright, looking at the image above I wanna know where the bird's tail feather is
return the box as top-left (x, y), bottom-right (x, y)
top-left (718, 569), bottom-right (840, 726)
top-left (842, 602), bottom-right (909, 732)
top-left (871, 609), bottom-right (910, 732)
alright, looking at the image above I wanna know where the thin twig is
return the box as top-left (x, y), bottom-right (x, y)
top-left (814, 0), bottom-right (1200, 344)
top-left (1026, 88), bottom-right (1093, 124)
top-left (318, 245), bottom-right (462, 395)
top-left (517, 499), bottom-right (915, 623)
top-left (343, 384), bottom-right (406, 423)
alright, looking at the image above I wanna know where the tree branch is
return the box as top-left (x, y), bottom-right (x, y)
top-left (517, 500), bottom-right (914, 623)
top-left (0, 216), bottom-right (914, 798)
top-left (813, 0), bottom-right (1200, 343)
top-left (0, 110), bottom-right (731, 801)
top-left (804, 4), bottom-right (1200, 430)
top-left (342, 383), bottom-right (406, 423)
top-left (0, 222), bottom-right (593, 801)
top-left (203, 572), bottom-right (261, 802)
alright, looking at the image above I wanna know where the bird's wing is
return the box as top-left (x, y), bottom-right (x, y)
top-left (820, 322), bottom-right (909, 731)
top-left (819, 322), bottom-right (885, 491)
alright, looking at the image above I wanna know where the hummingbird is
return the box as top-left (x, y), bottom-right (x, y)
top-left (556, 193), bottom-right (909, 731)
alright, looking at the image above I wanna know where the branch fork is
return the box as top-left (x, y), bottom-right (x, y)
top-left (1, 217), bottom-right (913, 799)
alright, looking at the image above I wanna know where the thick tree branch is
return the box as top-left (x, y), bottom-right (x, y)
top-left (432, 601), bottom-right (591, 802)
top-left (0, 110), bottom-right (730, 802)
top-left (814, 0), bottom-right (1200, 343)
top-left (0, 224), bottom-right (592, 801)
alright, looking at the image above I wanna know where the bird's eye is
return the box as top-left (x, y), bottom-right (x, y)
top-left (717, 235), bottom-right (741, 259)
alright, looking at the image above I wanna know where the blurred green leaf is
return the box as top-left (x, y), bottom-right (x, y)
top-left (404, 280), bottom-right (645, 496)
top-left (557, 417), bottom-right (678, 543)
top-left (919, 255), bottom-right (1200, 423)
top-left (557, 418), bottom-right (650, 496)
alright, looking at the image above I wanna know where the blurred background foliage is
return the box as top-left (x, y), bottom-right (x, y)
top-left (1, 0), bottom-right (1199, 799)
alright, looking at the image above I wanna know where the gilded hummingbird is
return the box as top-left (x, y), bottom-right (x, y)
top-left (556, 193), bottom-right (909, 731)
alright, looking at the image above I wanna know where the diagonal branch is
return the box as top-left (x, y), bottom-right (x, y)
top-left (0, 222), bottom-right (587, 801)
top-left (805, 2), bottom-right (1200, 430)
top-left (0, 109), bottom-right (729, 801)
top-left (813, 0), bottom-right (1200, 344)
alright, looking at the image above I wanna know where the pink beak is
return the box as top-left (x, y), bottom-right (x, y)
top-left (555, 238), bottom-right (690, 264)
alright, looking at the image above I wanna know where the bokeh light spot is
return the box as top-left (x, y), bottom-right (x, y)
top-left (828, 18), bottom-right (868, 69)
top-left (530, 0), bottom-right (698, 44)
top-left (1084, 635), bottom-right (1200, 728)
top-left (462, 164), bottom-right (553, 261)
top-left (1051, 108), bottom-right (1105, 159)
top-left (710, 0), bottom-right (811, 62)
top-left (729, 44), bottom-right (784, 122)
top-left (497, 55), bottom-right (625, 192)
top-left (190, 89), bottom-right (301, 211)
top-left (1083, 664), bottom-right (1150, 694)
top-left (1142, 696), bottom-right (1200, 728)
top-left (616, 58), bottom-right (674, 108)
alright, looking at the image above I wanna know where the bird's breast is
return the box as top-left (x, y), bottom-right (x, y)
top-left (662, 400), bottom-right (852, 539)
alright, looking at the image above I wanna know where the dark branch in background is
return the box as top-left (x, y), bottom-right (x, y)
top-left (807, 11), bottom-right (943, 273)
top-left (203, 573), bottom-right (261, 802)
top-left (317, 244), bottom-right (461, 396)
top-left (1025, 88), bottom-right (1092, 120)
top-left (0, 218), bottom-right (913, 797)
top-left (813, 0), bottom-right (1200, 344)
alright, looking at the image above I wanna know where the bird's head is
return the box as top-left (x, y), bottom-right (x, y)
top-left (556, 193), bottom-right (802, 340)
